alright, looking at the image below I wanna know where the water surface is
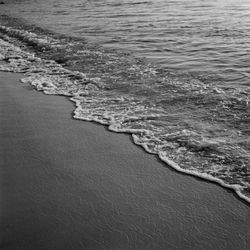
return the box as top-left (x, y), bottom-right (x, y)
top-left (2, 0), bottom-right (250, 85)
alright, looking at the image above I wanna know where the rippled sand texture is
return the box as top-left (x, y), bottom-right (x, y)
top-left (0, 18), bottom-right (249, 202)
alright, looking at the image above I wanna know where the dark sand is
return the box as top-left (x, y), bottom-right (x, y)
top-left (0, 72), bottom-right (249, 250)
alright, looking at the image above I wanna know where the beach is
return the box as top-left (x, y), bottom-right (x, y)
top-left (0, 71), bottom-right (249, 249)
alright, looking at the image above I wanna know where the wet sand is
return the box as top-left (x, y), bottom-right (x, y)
top-left (0, 71), bottom-right (249, 250)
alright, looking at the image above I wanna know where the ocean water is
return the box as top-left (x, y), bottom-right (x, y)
top-left (0, 0), bottom-right (249, 203)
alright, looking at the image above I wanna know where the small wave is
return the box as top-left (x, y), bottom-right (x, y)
top-left (107, 1), bottom-right (151, 7)
top-left (0, 23), bottom-right (249, 204)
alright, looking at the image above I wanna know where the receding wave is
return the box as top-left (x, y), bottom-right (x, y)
top-left (0, 18), bottom-right (249, 203)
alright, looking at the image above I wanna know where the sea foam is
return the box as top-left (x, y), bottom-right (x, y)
top-left (0, 24), bottom-right (249, 204)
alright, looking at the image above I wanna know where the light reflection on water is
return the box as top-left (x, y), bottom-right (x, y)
top-left (1, 0), bottom-right (250, 86)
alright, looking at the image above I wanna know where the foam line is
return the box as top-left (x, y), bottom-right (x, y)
top-left (0, 31), bottom-right (249, 205)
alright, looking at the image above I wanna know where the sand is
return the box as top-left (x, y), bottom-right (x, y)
top-left (0, 71), bottom-right (249, 250)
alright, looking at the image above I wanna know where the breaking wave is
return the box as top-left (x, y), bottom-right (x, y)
top-left (0, 20), bottom-right (249, 203)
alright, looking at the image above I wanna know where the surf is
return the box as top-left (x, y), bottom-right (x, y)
top-left (0, 18), bottom-right (249, 204)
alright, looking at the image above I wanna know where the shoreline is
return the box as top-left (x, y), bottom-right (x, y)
top-left (1, 21), bottom-right (250, 205)
top-left (73, 107), bottom-right (250, 206)
top-left (65, 91), bottom-right (250, 205)
top-left (1, 71), bottom-right (249, 249)
top-left (75, 111), bottom-right (250, 205)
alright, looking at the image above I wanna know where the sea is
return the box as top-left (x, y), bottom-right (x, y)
top-left (0, 0), bottom-right (249, 203)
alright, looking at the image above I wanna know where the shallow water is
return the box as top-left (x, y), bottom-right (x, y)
top-left (1, 0), bottom-right (250, 86)
top-left (0, 0), bottom-right (249, 203)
